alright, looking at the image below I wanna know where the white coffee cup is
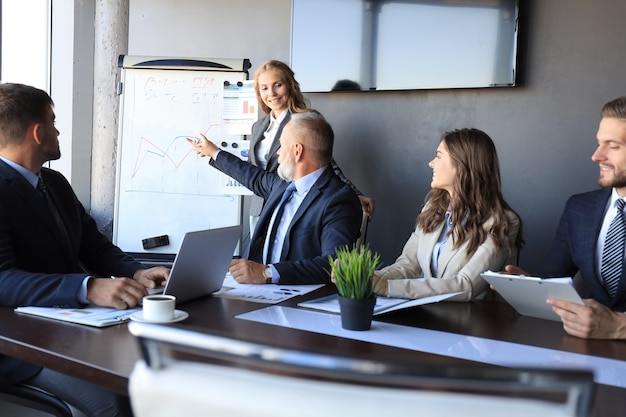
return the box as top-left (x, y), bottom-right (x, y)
top-left (142, 294), bottom-right (176, 322)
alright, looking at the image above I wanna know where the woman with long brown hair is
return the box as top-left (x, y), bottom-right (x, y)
top-left (375, 128), bottom-right (523, 301)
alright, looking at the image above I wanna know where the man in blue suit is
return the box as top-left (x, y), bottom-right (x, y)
top-left (0, 83), bottom-right (170, 416)
top-left (191, 110), bottom-right (362, 285)
top-left (507, 96), bottom-right (626, 339)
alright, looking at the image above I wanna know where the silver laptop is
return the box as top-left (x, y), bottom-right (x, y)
top-left (151, 225), bottom-right (241, 304)
top-left (480, 271), bottom-right (584, 322)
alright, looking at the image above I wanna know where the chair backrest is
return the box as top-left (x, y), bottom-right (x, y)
top-left (356, 211), bottom-right (369, 248)
top-left (128, 321), bottom-right (594, 417)
top-left (0, 384), bottom-right (72, 417)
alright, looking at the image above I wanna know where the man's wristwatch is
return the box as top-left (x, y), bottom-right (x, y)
top-left (263, 266), bottom-right (273, 284)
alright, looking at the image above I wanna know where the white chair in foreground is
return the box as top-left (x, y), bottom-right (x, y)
top-left (128, 321), bottom-right (594, 417)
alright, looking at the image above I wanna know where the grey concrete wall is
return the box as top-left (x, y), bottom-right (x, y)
top-left (92, 0), bottom-right (129, 236)
top-left (119, 0), bottom-right (626, 271)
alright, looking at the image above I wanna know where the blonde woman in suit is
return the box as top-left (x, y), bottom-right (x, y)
top-left (248, 60), bottom-right (374, 236)
top-left (375, 128), bottom-right (523, 301)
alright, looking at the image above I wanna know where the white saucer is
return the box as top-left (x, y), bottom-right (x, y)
top-left (129, 309), bottom-right (189, 324)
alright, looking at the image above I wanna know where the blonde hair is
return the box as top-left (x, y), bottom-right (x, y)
top-left (253, 60), bottom-right (308, 115)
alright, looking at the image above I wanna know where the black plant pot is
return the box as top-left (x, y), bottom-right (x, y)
top-left (338, 295), bottom-right (376, 331)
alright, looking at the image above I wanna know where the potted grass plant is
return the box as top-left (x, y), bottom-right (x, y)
top-left (329, 244), bottom-right (381, 330)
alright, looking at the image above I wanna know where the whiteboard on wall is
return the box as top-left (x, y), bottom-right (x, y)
top-left (113, 56), bottom-right (253, 256)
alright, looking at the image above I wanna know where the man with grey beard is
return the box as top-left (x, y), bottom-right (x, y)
top-left (190, 110), bottom-right (361, 285)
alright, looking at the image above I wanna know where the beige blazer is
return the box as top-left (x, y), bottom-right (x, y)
top-left (377, 210), bottom-right (520, 301)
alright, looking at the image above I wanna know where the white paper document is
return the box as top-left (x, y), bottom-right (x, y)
top-left (15, 306), bottom-right (140, 327)
top-left (221, 80), bottom-right (258, 136)
top-left (214, 274), bottom-right (324, 304)
top-left (298, 292), bottom-right (464, 315)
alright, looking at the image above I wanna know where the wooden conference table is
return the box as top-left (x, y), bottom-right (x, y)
top-left (0, 285), bottom-right (624, 417)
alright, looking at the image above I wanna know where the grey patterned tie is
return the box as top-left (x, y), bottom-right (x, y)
top-left (601, 199), bottom-right (626, 298)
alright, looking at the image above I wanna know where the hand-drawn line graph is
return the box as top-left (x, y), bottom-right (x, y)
top-left (129, 115), bottom-right (226, 180)
top-left (131, 135), bottom-right (197, 178)
top-left (124, 120), bottom-right (229, 195)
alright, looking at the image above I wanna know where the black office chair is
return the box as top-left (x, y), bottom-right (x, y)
top-left (0, 383), bottom-right (72, 417)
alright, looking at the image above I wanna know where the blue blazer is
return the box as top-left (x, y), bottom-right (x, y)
top-left (0, 160), bottom-right (145, 383)
top-left (212, 151), bottom-right (362, 284)
top-left (540, 188), bottom-right (626, 310)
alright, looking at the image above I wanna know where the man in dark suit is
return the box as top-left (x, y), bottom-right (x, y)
top-left (0, 83), bottom-right (169, 416)
top-left (507, 96), bottom-right (626, 339)
top-left (191, 110), bottom-right (362, 285)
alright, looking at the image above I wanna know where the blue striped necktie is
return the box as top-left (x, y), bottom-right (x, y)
top-left (601, 199), bottom-right (626, 299)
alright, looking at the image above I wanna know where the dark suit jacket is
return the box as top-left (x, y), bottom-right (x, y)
top-left (539, 188), bottom-right (626, 310)
top-left (248, 113), bottom-right (290, 173)
top-left (0, 160), bottom-right (145, 383)
top-left (212, 151), bottom-right (362, 285)
top-left (247, 113), bottom-right (361, 217)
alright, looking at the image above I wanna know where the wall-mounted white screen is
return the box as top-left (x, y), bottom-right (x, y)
top-left (291, 0), bottom-right (519, 92)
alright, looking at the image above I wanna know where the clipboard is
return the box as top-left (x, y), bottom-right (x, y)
top-left (480, 270), bottom-right (584, 322)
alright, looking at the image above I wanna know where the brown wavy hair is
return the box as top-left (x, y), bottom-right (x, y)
top-left (417, 128), bottom-right (523, 257)
top-left (253, 60), bottom-right (308, 115)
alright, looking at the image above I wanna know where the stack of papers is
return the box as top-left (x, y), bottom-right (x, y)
top-left (215, 274), bottom-right (324, 304)
top-left (298, 292), bottom-right (463, 315)
top-left (15, 306), bottom-right (140, 327)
